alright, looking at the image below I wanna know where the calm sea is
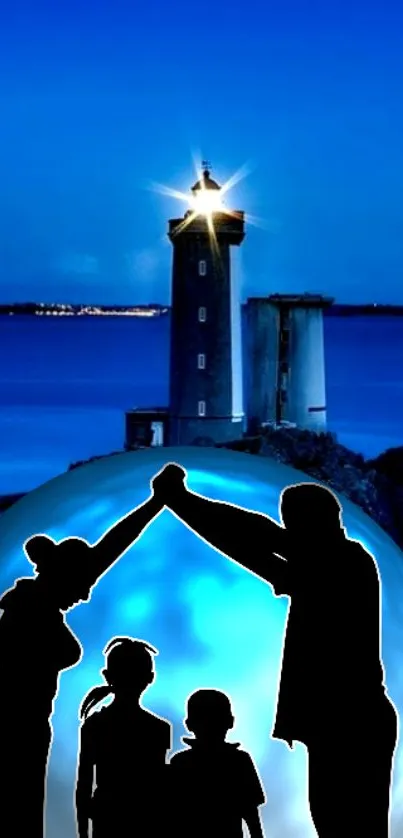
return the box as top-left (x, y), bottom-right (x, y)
top-left (0, 314), bottom-right (402, 494)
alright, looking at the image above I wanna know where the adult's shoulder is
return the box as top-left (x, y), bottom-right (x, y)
top-left (347, 536), bottom-right (377, 563)
top-left (0, 578), bottom-right (39, 612)
top-left (0, 578), bottom-right (63, 629)
top-left (346, 537), bottom-right (380, 579)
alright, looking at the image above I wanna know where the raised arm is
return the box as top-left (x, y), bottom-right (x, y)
top-left (152, 464), bottom-right (290, 593)
top-left (24, 493), bottom-right (165, 591)
top-left (90, 493), bottom-right (164, 578)
top-left (75, 722), bottom-right (94, 838)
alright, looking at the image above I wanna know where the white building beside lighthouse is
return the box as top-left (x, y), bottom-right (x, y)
top-left (245, 293), bottom-right (333, 433)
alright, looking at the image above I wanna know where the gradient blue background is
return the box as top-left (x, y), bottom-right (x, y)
top-left (1, 0), bottom-right (402, 303)
top-left (0, 447), bottom-right (402, 837)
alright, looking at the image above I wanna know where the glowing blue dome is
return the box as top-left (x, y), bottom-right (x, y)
top-left (0, 447), bottom-right (402, 837)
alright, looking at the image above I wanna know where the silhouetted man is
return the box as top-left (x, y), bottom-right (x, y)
top-left (152, 463), bottom-right (398, 837)
top-left (170, 688), bottom-right (266, 838)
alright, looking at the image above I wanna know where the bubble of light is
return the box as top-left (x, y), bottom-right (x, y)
top-left (0, 447), bottom-right (402, 838)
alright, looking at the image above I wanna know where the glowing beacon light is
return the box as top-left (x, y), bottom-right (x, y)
top-left (190, 161), bottom-right (224, 216)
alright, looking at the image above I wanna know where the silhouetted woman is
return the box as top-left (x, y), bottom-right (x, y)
top-left (75, 636), bottom-right (172, 838)
top-left (0, 491), bottom-right (163, 838)
top-left (152, 463), bottom-right (398, 838)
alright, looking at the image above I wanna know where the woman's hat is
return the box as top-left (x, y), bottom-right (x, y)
top-left (24, 534), bottom-right (58, 572)
top-left (24, 534), bottom-right (98, 585)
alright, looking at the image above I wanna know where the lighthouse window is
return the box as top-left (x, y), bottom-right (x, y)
top-left (198, 306), bottom-right (207, 322)
top-left (197, 353), bottom-right (206, 369)
top-left (198, 400), bottom-right (206, 416)
top-left (198, 260), bottom-right (207, 276)
top-left (282, 309), bottom-right (290, 329)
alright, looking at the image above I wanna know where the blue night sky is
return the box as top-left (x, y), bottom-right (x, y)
top-left (0, 0), bottom-right (402, 305)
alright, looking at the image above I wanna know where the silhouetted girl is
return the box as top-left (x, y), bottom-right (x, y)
top-left (0, 490), bottom-right (163, 838)
top-left (75, 636), bottom-right (172, 838)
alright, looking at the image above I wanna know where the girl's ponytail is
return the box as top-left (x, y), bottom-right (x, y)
top-left (80, 685), bottom-right (112, 720)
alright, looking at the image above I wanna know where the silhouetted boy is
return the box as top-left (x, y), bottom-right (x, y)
top-left (75, 636), bottom-right (172, 838)
top-left (170, 689), bottom-right (266, 838)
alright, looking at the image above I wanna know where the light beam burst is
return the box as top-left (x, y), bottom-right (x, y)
top-left (148, 159), bottom-right (276, 254)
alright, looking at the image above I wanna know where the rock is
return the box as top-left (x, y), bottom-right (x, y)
top-left (220, 428), bottom-right (403, 552)
top-left (367, 446), bottom-right (403, 485)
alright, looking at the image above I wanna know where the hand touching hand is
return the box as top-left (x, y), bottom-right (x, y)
top-left (151, 463), bottom-right (187, 503)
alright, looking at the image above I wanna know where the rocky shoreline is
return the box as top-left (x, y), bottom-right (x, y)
top-left (217, 428), bottom-right (403, 551)
top-left (1, 429), bottom-right (402, 552)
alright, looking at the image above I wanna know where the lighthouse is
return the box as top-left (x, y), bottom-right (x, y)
top-left (167, 164), bottom-right (245, 446)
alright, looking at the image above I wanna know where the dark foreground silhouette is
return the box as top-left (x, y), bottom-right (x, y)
top-left (170, 688), bottom-right (266, 838)
top-left (75, 636), bottom-right (172, 838)
top-left (152, 464), bottom-right (399, 837)
top-left (0, 492), bottom-right (163, 838)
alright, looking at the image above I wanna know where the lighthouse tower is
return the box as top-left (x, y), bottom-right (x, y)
top-left (167, 164), bottom-right (245, 446)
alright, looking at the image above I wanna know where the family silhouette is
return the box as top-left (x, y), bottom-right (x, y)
top-left (0, 461), bottom-right (398, 838)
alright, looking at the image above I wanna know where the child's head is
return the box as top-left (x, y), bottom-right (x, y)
top-left (80, 636), bottom-right (158, 719)
top-left (185, 689), bottom-right (234, 742)
top-left (102, 636), bottom-right (156, 695)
